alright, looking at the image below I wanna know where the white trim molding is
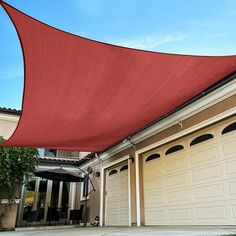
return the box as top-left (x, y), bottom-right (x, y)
top-left (135, 152), bottom-right (141, 226)
top-left (128, 158), bottom-right (132, 226)
top-left (99, 168), bottom-right (104, 226)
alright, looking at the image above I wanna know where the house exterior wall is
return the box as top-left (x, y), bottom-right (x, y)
top-left (0, 112), bottom-right (19, 139)
top-left (81, 93), bottom-right (236, 225)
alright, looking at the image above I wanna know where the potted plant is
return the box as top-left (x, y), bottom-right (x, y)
top-left (0, 136), bottom-right (39, 230)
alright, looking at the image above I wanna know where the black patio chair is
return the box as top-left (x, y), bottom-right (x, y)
top-left (26, 208), bottom-right (44, 224)
top-left (27, 210), bottom-right (39, 222)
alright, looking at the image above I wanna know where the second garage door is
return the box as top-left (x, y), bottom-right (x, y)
top-left (105, 162), bottom-right (129, 226)
top-left (143, 118), bottom-right (236, 225)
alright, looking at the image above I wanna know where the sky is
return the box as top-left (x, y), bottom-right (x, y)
top-left (0, 0), bottom-right (236, 110)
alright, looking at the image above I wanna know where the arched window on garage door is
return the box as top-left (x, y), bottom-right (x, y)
top-left (145, 153), bottom-right (161, 162)
top-left (190, 133), bottom-right (214, 146)
top-left (120, 165), bottom-right (128, 172)
top-left (165, 145), bottom-right (184, 155)
top-left (109, 169), bottom-right (118, 176)
top-left (222, 122), bottom-right (236, 135)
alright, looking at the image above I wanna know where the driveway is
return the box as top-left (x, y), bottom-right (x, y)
top-left (1, 226), bottom-right (236, 236)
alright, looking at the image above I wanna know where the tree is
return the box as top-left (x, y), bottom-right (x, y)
top-left (0, 136), bottom-right (39, 203)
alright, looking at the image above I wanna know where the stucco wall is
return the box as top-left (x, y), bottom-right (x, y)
top-left (0, 115), bottom-right (19, 139)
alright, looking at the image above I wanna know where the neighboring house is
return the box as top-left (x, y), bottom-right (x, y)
top-left (0, 107), bottom-right (89, 227)
top-left (0, 107), bottom-right (20, 139)
top-left (17, 149), bottom-right (88, 227)
top-left (75, 78), bottom-right (236, 226)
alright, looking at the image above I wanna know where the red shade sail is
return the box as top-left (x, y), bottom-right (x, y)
top-left (1, 1), bottom-right (236, 151)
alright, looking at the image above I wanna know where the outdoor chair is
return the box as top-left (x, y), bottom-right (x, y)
top-left (26, 208), bottom-right (44, 224)
top-left (27, 210), bottom-right (39, 222)
top-left (69, 205), bottom-right (84, 224)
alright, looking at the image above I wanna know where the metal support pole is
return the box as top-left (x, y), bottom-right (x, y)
top-left (83, 174), bottom-right (89, 227)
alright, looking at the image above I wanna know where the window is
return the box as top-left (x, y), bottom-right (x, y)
top-left (165, 145), bottom-right (184, 155)
top-left (145, 153), bottom-right (160, 162)
top-left (190, 134), bottom-right (214, 146)
top-left (44, 149), bottom-right (57, 157)
top-left (120, 165), bottom-right (128, 171)
top-left (109, 169), bottom-right (118, 176)
top-left (222, 122), bottom-right (236, 135)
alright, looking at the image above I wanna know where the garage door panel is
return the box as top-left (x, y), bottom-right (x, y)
top-left (165, 155), bottom-right (187, 173)
top-left (166, 172), bottom-right (190, 187)
top-left (120, 171), bottom-right (128, 176)
top-left (222, 139), bottom-right (236, 156)
top-left (119, 196), bottom-right (129, 202)
top-left (225, 159), bottom-right (236, 177)
top-left (190, 147), bottom-right (218, 167)
top-left (227, 181), bottom-right (236, 198)
top-left (144, 165), bottom-right (165, 178)
top-left (145, 209), bottom-right (168, 223)
top-left (167, 189), bottom-right (191, 203)
top-left (106, 214), bottom-right (120, 223)
top-left (108, 181), bottom-right (120, 188)
top-left (108, 189), bottom-right (128, 196)
top-left (144, 178), bottom-right (165, 192)
top-left (145, 158), bottom-right (162, 167)
top-left (108, 191), bottom-right (128, 199)
top-left (232, 205), bottom-right (236, 219)
top-left (144, 174), bottom-right (164, 182)
top-left (168, 208), bottom-right (192, 221)
top-left (192, 164), bottom-right (222, 183)
top-left (107, 208), bottom-right (128, 214)
top-left (193, 184), bottom-right (224, 200)
top-left (145, 193), bottom-right (166, 206)
top-left (196, 206), bottom-right (227, 220)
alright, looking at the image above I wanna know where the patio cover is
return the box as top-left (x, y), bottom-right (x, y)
top-left (1, 1), bottom-right (236, 151)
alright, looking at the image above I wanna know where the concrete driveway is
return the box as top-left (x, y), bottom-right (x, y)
top-left (1, 226), bottom-right (236, 236)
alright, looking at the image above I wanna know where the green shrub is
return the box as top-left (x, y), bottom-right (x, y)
top-left (0, 136), bottom-right (39, 203)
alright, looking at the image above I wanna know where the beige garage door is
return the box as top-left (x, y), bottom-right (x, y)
top-left (143, 118), bottom-right (236, 225)
top-left (105, 162), bottom-right (129, 226)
